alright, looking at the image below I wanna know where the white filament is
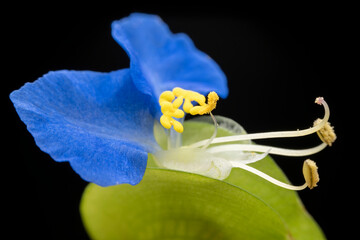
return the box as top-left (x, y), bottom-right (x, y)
top-left (201, 112), bottom-right (218, 150)
top-left (207, 143), bottom-right (327, 157)
top-left (230, 161), bottom-right (307, 190)
top-left (167, 117), bottom-right (184, 149)
top-left (190, 98), bottom-right (330, 148)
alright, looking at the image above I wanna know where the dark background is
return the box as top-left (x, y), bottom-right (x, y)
top-left (4, 3), bottom-right (352, 240)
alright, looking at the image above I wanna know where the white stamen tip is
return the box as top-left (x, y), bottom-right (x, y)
top-left (315, 97), bottom-right (324, 105)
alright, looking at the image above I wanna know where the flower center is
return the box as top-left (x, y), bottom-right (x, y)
top-left (159, 87), bottom-right (219, 134)
top-left (159, 87), bottom-right (219, 149)
top-left (154, 88), bottom-right (335, 191)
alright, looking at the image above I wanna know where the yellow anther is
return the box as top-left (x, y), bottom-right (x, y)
top-left (208, 91), bottom-right (219, 106)
top-left (160, 115), bottom-right (184, 133)
top-left (173, 87), bottom-right (206, 113)
top-left (159, 87), bottom-right (220, 133)
top-left (172, 120), bottom-right (184, 133)
top-left (159, 91), bottom-right (175, 106)
top-left (172, 87), bottom-right (218, 115)
top-left (159, 90), bottom-right (185, 133)
top-left (190, 91), bottom-right (219, 115)
top-left (183, 99), bottom-right (194, 113)
top-left (172, 109), bottom-right (185, 119)
top-left (160, 115), bottom-right (172, 129)
top-left (172, 96), bottom-right (184, 109)
top-left (160, 101), bottom-right (173, 112)
top-left (161, 101), bottom-right (184, 120)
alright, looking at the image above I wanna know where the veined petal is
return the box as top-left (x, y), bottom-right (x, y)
top-left (10, 69), bottom-right (159, 186)
top-left (111, 13), bottom-right (229, 112)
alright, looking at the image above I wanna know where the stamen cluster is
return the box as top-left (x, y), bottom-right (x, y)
top-left (159, 87), bottom-right (219, 133)
top-left (156, 88), bottom-right (336, 191)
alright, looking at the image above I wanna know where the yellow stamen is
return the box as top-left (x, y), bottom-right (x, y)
top-left (159, 88), bottom-right (220, 133)
top-left (173, 87), bottom-right (206, 113)
top-left (190, 91), bottom-right (219, 115)
top-left (159, 92), bottom-right (185, 133)
top-left (159, 91), bottom-right (175, 106)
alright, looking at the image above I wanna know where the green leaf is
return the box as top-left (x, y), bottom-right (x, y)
top-left (178, 117), bottom-right (326, 240)
top-left (81, 169), bottom-right (288, 240)
top-left (80, 116), bottom-right (325, 240)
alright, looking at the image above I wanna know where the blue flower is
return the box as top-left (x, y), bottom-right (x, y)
top-left (10, 13), bottom-right (228, 187)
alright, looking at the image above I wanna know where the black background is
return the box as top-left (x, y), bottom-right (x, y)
top-left (4, 3), bottom-right (352, 240)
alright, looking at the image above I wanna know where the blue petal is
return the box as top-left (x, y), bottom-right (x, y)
top-left (111, 13), bottom-right (229, 107)
top-left (10, 69), bottom-right (160, 186)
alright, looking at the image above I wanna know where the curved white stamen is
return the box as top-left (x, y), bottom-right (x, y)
top-left (207, 143), bottom-right (327, 157)
top-left (226, 149), bottom-right (270, 164)
top-left (190, 97), bottom-right (330, 148)
top-left (229, 161), bottom-right (307, 190)
top-left (201, 112), bottom-right (218, 150)
top-left (246, 150), bottom-right (270, 163)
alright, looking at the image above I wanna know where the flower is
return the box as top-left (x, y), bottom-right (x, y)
top-left (10, 13), bottom-right (228, 186)
top-left (10, 13), bottom-right (336, 190)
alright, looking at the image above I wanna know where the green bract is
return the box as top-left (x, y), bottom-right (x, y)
top-left (80, 117), bottom-right (325, 240)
